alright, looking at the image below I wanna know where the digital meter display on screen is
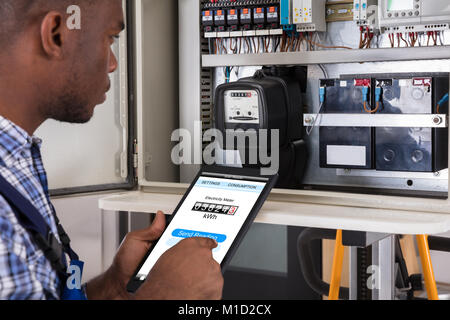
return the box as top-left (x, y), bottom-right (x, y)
top-left (388, 0), bottom-right (414, 11)
top-left (134, 175), bottom-right (267, 281)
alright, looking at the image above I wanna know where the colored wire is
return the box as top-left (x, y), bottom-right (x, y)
top-left (389, 33), bottom-right (395, 48)
top-left (306, 39), bottom-right (353, 50)
top-left (399, 34), bottom-right (409, 47)
top-left (363, 101), bottom-right (380, 113)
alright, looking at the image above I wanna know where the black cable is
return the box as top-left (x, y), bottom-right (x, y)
top-left (428, 236), bottom-right (450, 253)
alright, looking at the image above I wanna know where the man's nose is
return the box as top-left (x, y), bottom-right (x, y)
top-left (109, 48), bottom-right (118, 73)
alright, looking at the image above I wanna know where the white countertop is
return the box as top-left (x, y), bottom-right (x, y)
top-left (99, 191), bottom-right (450, 235)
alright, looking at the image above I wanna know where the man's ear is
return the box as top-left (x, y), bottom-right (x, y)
top-left (40, 11), bottom-right (67, 59)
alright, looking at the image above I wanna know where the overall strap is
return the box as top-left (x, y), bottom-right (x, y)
top-left (29, 143), bottom-right (79, 262)
top-left (0, 173), bottom-right (78, 273)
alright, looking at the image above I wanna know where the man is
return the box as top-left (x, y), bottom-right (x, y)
top-left (0, 0), bottom-right (224, 300)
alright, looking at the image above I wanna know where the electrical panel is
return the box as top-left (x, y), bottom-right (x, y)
top-left (292, 0), bottom-right (327, 32)
top-left (201, 0), bottom-right (450, 55)
top-left (379, 0), bottom-right (450, 32)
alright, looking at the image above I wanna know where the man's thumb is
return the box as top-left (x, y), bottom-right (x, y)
top-left (129, 211), bottom-right (166, 241)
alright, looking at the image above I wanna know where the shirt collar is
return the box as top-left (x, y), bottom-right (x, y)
top-left (0, 115), bottom-right (42, 167)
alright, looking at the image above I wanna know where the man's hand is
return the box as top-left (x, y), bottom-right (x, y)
top-left (134, 237), bottom-right (224, 300)
top-left (86, 211), bottom-right (224, 300)
top-left (109, 211), bottom-right (167, 297)
top-left (86, 211), bottom-right (166, 300)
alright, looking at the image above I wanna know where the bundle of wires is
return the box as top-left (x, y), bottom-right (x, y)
top-left (359, 26), bottom-right (374, 49)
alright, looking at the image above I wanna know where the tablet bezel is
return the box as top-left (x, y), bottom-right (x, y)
top-left (126, 165), bottom-right (278, 293)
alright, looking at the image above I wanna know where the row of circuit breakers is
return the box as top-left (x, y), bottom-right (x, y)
top-left (201, 0), bottom-right (450, 35)
top-left (319, 74), bottom-right (449, 173)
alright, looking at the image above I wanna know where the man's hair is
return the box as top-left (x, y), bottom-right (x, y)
top-left (0, 0), bottom-right (93, 48)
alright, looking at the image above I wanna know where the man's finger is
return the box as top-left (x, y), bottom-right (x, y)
top-left (129, 211), bottom-right (166, 241)
top-left (195, 237), bottom-right (218, 250)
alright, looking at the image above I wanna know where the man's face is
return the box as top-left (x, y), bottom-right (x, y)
top-left (46, 0), bottom-right (124, 124)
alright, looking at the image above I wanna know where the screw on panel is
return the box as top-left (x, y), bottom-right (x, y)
top-left (433, 116), bottom-right (442, 125)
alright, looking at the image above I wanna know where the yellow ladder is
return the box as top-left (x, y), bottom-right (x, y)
top-left (328, 231), bottom-right (439, 300)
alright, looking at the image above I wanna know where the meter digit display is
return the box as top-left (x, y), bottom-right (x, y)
top-left (224, 90), bottom-right (260, 124)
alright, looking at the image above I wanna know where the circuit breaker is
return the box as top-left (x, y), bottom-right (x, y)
top-left (292, 0), bottom-right (326, 32)
top-left (214, 9), bottom-right (227, 32)
top-left (354, 0), bottom-right (377, 22)
top-left (202, 10), bottom-right (214, 32)
top-left (240, 7), bottom-right (252, 30)
top-left (354, 0), bottom-right (379, 29)
top-left (227, 8), bottom-right (239, 31)
top-left (201, 0), bottom-right (282, 35)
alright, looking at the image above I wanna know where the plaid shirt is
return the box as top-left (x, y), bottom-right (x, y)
top-left (0, 116), bottom-right (61, 300)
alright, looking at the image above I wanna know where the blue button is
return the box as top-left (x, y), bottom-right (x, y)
top-left (172, 229), bottom-right (227, 243)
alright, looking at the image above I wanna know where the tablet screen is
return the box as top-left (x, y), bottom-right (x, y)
top-left (134, 174), bottom-right (268, 281)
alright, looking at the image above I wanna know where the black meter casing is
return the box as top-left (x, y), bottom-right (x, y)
top-left (215, 71), bottom-right (303, 149)
top-left (214, 69), bottom-right (307, 188)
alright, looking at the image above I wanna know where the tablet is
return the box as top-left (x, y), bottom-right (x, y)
top-left (126, 166), bottom-right (278, 293)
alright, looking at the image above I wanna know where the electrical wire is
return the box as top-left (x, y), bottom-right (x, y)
top-left (296, 35), bottom-right (303, 51)
top-left (318, 64), bottom-right (328, 79)
top-left (363, 101), bottom-right (380, 113)
top-left (244, 37), bottom-right (251, 54)
top-left (306, 39), bottom-right (353, 50)
top-left (273, 36), bottom-right (280, 53)
top-left (388, 33), bottom-right (393, 48)
top-left (438, 31), bottom-right (444, 46)
top-left (280, 32), bottom-right (287, 52)
top-left (399, 34), bottom-right (409, 47)
top-left (229, 37), bottom-right (236, 53)
top-left (264, 36), bottom-right (270, 53)
top-left (359, 27), bottom-right (364, 48)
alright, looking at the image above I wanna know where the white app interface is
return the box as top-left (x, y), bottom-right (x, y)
top-left (135, 175), bottom-right (267, 280)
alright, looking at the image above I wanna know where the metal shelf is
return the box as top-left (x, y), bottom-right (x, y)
top-left (202, 45), bottom-right (450, 67)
